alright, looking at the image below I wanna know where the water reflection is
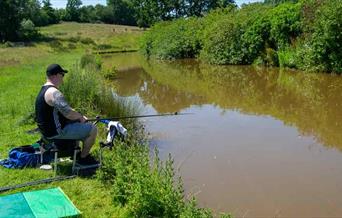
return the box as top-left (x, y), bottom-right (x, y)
top-left (105, 53), bottom-right (342, 150)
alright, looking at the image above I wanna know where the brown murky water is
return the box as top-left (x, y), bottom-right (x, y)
top-left (103, 52), bottom-right (342, 217)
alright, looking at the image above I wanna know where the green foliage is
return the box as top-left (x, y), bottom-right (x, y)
top-left (0, 0), bottom-right (22, 42)
top-left (98, 142), bottom-right (223, 217)
top-left (200, 3), bottom-right (270, 64)
top-left (180, 198), bottom-right (213, 218)
top-left (278, 46), bottom-right (297, 68)
top-left (80, 53), bottom-right (102, 72)
top-left (19, 19), bottom-right (39, 41)
top-left (141, 18), bottom-right (204, 59)
top-left (96, 44), bottom-right (113, 50)
top-left (60, 63), bottom-right (100, 113)
top-left (201, 16), bottom-right (245, 64)
top-left (42, 0), bottom-right (59, 24)
top-left (264, 0), bottom-right (298, 5)
top-left (141, 0), bottom-right (341, 73)
top-left (65, 0), bottom-right (82, 22)
top-left (106, 0), bottom-right (136, 26)
top-left (79, 37), bottom-right (95, 45)
top-left (61, 53), bottom-right (140, 119)
top-left (298, 0), bottom-right (342, 73)
top-left (268, 3), bottom-right (301, 49)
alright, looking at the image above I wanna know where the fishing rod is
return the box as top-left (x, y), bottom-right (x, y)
top-left (26, 112), bottom-right (192, 134)
top-left (87, 112), bottom-right (192, 122)
top-left (0, 175), bottom-right (76, 193)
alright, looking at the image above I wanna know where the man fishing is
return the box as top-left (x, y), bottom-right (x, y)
top-left (35, 64), bottom-right (98, 165)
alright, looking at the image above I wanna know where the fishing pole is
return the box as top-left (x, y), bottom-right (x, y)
top-left (87, 112), bottom-right (192, 122)
top-left (26, 112), bottom-right (192, 134)
top-left (0, 175), bottom-right (76, 193)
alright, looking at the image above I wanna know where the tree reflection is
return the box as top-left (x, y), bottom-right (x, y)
top-left (106, 53), bottom-right (342, 150)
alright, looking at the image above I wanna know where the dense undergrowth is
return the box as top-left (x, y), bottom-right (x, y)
top-left (141, 0), bottom-right (342, 73)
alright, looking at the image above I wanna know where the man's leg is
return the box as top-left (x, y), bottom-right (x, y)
top-left (80, 125), bottom-right (97, 158)
top-left (50, 122), bottom-right (97, 158)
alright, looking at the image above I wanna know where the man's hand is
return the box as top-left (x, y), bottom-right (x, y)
top-left (79, 115), bottom-right (88, 123)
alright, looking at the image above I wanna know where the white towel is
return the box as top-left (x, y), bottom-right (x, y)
top-left (106, 121), bottom-right (127, 144)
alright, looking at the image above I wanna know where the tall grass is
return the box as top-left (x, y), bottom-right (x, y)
top-left (60, 54), bottom-right (140, 120)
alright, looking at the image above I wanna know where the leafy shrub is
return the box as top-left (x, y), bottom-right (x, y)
top-left (48, 40), bottom-right (64, 51)
top-left (96, 44), bottom-right (113, 50)
top-left (140, 0), bottom-right (340, 72)
top-left (268, 3), bottom-right (301, 49)
top-left (201, 3), bottom-right (271, 65)
top-left (80, 37), bottom-right (95, 45)
top-left (141, 18), bottom-right (204, 59)
top-left (298, 0), bottom-right (342, 73)
top-left (0, 41), bottom-right (15, 48)
top-left (19, 19), bottom-right (39, 41)
top-left (54, 32), bottom-right (67, 36)
top-left (80, 53), bottom-right (102, 70)
top-left (98, 142), bottom-right (228, 217)
top-left (67, 42), bottom-right (76, 49)
top-left (201, 17), bottom-right (245, 64)
top-left (67, 36), bottom-right (81, 43)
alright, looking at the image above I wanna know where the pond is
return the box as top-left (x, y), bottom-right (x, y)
top-left (102, 52), bottom-right (342, 217)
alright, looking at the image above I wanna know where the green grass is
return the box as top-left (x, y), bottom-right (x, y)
top-left (40, 22), bottom-right (144, 52)
top-left (0, 23), bottom-right (142, 217)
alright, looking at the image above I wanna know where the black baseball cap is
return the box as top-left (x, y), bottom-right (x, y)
top-left (46, 64), bottom-right (68, 76)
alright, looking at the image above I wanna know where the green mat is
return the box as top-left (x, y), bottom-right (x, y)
top-left (0, 187), bottom-right (81, 218)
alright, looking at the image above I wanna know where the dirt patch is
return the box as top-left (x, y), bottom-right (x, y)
top-left (0, 59), bottom-right (20, 67)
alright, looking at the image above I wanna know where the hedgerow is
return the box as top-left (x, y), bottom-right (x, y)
top-left (140, 0), bottom-right (342, 73)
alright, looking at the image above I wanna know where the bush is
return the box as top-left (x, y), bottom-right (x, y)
top-left (80, 37), bottom-right (95, 45)
top-left (201, 3), bottom-right (271, 65)
top-left (66, 36), bottom-right (81, 43)
top-left (48, 40), bottom-right (64, 51)
top-left (298, 0), bottom-right (342, 73)
top-left (141, 18), bottom-right (204, 59)
top-left (268, 3), bottom-right (301, 49)
top-left (67, 42), bottom-right (76, 49)
top-left (80, 53), bottom-right (102, 70)
top-left (98, 142), bottom-right (228, 217)
top-left (19, 19), bottom-right (39, 41)
top-left (96, 44), bottom-right (112, 50)
top-left (201, 17), bottom-right (245, 64)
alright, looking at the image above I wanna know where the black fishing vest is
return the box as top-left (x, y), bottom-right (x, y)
top-left (35, 85), bottom-right (69, 137)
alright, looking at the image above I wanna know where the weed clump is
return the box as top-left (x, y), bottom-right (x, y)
top-left (98, 142), bottom-right (226, 217)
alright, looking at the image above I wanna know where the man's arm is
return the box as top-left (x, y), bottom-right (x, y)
top-left (45, 87), bottom-right (87, 122)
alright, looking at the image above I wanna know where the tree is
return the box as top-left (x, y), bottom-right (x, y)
top-left (185, 0), bottom-right (235, 17)
top-left (0, 0), bottom-right (22, 41)
top-left (107, 0), bottom-right (136, 25)
top-left (42, 0), bottom-right (59, 24)
top-left (65, 0), bottom-right (82, 21)
top-left (264, 0), bottom-right (298, 5)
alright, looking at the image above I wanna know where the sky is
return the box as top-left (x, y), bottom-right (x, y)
top-left (50, 0), bottom-right (263, 9)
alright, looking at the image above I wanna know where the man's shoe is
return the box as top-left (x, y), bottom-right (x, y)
top-left (77, 155), bottom-right (99, 165)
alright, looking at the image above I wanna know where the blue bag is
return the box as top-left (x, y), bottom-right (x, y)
top-left (0, 145), bottom-right (40, 169)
